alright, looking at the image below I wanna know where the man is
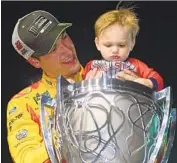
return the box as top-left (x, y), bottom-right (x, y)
top-left (7, 10), bottom-right (83, 163)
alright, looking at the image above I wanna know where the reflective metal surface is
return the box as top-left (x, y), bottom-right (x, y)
top-left (40, 75), bottom-right (176, 163)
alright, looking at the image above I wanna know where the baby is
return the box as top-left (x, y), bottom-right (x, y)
top-left (82, 8), bottom-right (164, 91)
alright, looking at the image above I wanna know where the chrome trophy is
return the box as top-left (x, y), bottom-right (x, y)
top-left (40, 61), bottom-right (176, 163)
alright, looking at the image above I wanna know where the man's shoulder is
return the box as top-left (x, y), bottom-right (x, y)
top-left (7, 80), bottom-right (44, 116)
top-left (8, 81), bottom-right (41, 105)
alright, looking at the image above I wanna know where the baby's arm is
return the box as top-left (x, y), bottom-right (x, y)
top-left (128, 58), bottom-right (164, 91)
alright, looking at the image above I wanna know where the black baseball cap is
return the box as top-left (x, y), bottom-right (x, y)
top-left (12, 10), bottom-right (72, 59)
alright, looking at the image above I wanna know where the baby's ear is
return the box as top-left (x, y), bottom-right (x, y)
top-left (94, 37), bottom-right (100, 51)
top-left (27, 57), bottom-right (41, 68)
top-left (131, 39), bottom-right (136, 51)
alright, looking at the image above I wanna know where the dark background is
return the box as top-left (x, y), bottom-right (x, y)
top-left (2, 1), bottom-right (177, 163)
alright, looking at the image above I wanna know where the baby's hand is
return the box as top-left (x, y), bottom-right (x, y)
top-left (116, 69), bottom-right (153, 89)
top-left (116, 69), bottom-right (139, 81)
top-left (134, 78), bottom-right (153, 89)
top-left (85, 68), bottom-right (104, 80)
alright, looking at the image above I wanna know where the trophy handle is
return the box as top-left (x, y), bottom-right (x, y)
top-left (161, 108), bottom-right (176, 163)
top-left (40, 95), bottom-right (58, 163)
top-left (149, 87), bottom-right (174, 162)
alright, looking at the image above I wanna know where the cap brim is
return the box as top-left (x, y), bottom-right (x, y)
top-left (34, 23), bottom-right (72, 56)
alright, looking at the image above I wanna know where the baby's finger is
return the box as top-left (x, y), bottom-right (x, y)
top-left (95, 70), bottom-right (103, 79)
top-left (117, 71), bottom-right (136, 81)
top-left (124, 69), bottom-right (139, 78)
top-left (85, 68), bottom-right (98, 80)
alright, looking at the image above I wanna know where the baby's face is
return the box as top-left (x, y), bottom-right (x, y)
top-left (95, 23), bottom-right (135, 62)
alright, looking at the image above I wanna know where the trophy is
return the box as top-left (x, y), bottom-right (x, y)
top-left (40, 61), bottom-right (176, 163)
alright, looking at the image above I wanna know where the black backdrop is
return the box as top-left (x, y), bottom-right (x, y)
top-left (2, 1), bottom-right (177, 163)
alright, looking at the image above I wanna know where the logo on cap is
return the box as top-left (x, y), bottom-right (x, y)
top-left (15, 40), bottom-right (28, 55)
top-left (15, 40), bottom-right (23, 50)
top-left (28, 16), bottom-right (52, 36)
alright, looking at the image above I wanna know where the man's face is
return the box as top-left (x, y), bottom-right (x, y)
top-left (39, 32), bottom-right (81, 78)
top-left (95, 23), bottom-right (135, 62)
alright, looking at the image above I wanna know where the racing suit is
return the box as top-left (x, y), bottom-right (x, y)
top-left (82, 57), bottom-right (164, 91)
top-left (7, 68), bottom-right (83, 163)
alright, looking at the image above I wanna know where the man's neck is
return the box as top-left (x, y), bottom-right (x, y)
top-left (64, 66), bottom-right (82, 82)
top-left (44, 66), bottom-right (82, 81)
top-left (64, 72), bottom-right (77, 79)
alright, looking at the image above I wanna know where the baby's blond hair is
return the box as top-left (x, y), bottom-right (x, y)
top-left (94, 8), bottom-right (139, 41)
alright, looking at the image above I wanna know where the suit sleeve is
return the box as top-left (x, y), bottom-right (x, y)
top-left (7, 98), bottom-right (50, 163)
top-left (129, 58), bottom-right (164, 91)
top-left (82, 60), bottom-right (93, 79)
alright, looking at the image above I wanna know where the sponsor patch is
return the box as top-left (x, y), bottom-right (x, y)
top-left (16, 129), bottom-right (28, 140)
top-left (9, 107), bottom-right (17, 115)
top-left (9, 112), bottom-right (23, 131)
top-left (33, 90), bottom-right (51, 104)
top-left (15, 40), bottom-right (28, 56)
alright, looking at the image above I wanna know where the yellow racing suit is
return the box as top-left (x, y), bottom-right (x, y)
top-left (7, 68), bottom-right (83, 163)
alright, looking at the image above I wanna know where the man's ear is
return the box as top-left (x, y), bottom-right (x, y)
top-left (94, 37), bottom-right (101, 51)
top-left (27, 57), bottom-right (41, 68)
